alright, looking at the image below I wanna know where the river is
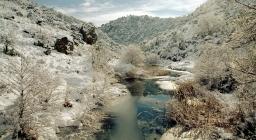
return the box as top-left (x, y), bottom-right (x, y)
top-left (94, 79), bottom-right (176, 140)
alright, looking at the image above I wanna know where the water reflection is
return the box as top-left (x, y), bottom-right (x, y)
top-left (94, 79), bottom-right (172, 140)
top-left (111, 96), bottom-right (143, 140)
top-left (126, 79), bottom-right (145, 96)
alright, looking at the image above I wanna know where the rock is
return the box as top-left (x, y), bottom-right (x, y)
top-left (23, 30), bottom-right (30, 34)
top-left (44, 48), bottom-right (51, 55)
top-left (36, 20), bottom-right (43, 26)
top-left (63, 100), bottom-right (73, 108)
top-left (16, 11), bottom-right (23, 17)
top-left (70, 24), bottom-right (79, 31)
top-left (27, 4), bottom-right (35, 10)
top-left (95, 102), bottom-right (104, 107)
top-left (27, 11), bottom-right (33, 18)
top-left (80, 24), bottom-right (97, 45)
top-left (4, 16), bottom-right (15, 20)
top-left (204, 36), bottom-right (211, 41)
top-left (34, 41), bottom-right (44, 47)
top-left (155, 127), bottom-right (165, 135)
top-left (54, 37), bottom-right (74, 54)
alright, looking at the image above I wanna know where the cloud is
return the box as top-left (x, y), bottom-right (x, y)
top-left (37, 0), bottom-right (207, 26)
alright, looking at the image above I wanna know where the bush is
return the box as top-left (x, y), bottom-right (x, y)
top-left (169, 82), bottom-right (243, 130)
top-left (120, 46), bottom-right (144, 67)
top-left (232, 50), bottom-right (256, 139)
top-left (194, 44), bottom-right (237, 93)
top-left (114, 63), bottom-right (136, 79)
top-left (145, 53), bottom-right (160, 66)
top-left (231, 48), bottom-right (256, 85)
top-left (196, 14), bottom-right (226, 37)
top-left (1, 33), bottom-right (19, 56)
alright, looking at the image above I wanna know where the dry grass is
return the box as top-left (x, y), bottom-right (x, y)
top-left (234, 84), bottom-right (256, 139)
top-left (169, 82), bottom-right (243, 130)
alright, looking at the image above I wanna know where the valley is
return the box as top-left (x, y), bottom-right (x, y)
top-left (0, 0), bottom-right (255, 140)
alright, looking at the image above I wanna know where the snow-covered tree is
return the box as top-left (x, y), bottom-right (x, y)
top-left (0, 57), bottom-right (58, 139)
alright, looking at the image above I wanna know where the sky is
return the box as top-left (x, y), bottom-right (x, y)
top-left (36, 0), bottom-right (207, 26)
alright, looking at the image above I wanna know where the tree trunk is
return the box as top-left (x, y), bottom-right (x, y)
top-left (18, 90), bottom-right (26, 139)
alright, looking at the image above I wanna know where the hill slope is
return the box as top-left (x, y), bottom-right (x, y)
top-left (101, 0), bottom-right (243, 62)
top-left (100, 15), bottom-right (172, 45)
top-left (0, 0), bottom-right (122, 139)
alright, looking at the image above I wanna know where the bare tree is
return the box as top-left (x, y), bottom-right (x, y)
top-left (90, 41), bottom-right (114, 96)
top-left (231, 49), bottom-right (256, 84)
top-left (196, 14), bottom-right (225, 37)
top-left (194, 44), bottom-right (236, 93)
top-left (0, 57), bottom-right (58, 139)
top-left (120, 46), bottom-right (144, 67)
top-left (90, 42), bottom-right (111, 72)
top-left (235, 0), bottom-right (256, 10)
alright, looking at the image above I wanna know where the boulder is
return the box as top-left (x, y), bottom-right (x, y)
top-left (80, 24), bottom-right (97, 45)
top-left (54, 37), bottom-right (74, 54)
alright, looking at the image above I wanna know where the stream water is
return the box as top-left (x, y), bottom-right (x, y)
top-left (94, 79), bottom-right (175, 140)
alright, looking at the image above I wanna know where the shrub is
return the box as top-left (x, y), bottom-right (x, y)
top-left (194, 44), bottom-right (237, 93)
top-left (35, 30), bottom-right (52, 48)
top-left (175, 81), bottom-right (203, 101)
top-left (63, 99), bottom-right (73, 108)
top-left (114, 63), bottom-right (136, 79)
top-left (230, 3), bottom-right (256, 139)
top-left (145, 53), bottom-right (160, 66)
top-left (1, 33), bottom-right (19, 56)
top-left (234, 5), bottom-right (256, 44)
top-left (232, 50), bottom-right (256, 139)
top-left (233, 84), bottom-right (256, 139)
top-left (169, 82), bottom-right (242, 130)
top-left (231, 48), bottom-right (256, 85)
top-left (120, 46), bottom-right (144, 67)
top-left (196, 14), bottom-right (226, 37)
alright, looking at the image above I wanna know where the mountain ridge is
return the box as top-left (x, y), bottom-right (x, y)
top-left (100, 0), bottom-right (242, 62)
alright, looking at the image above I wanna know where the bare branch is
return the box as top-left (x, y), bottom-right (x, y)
top-left (235, 0), bottom-right (256, 10)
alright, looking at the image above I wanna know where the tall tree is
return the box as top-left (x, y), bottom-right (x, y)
top-left (0, 57), bottom-right (58, 139)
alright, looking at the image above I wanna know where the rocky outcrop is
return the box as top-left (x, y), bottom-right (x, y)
top-left (54, 37), bottom-right (74, 54)
top-left (80, 24), bottom-right (97, 45)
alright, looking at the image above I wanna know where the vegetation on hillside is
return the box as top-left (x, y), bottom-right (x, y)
top-left (0, 0), bottom-right (255, 139)
top-left (168, 1), bottom-right (256, 139)
top-left (101, 15), bottom-right (172, 45)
